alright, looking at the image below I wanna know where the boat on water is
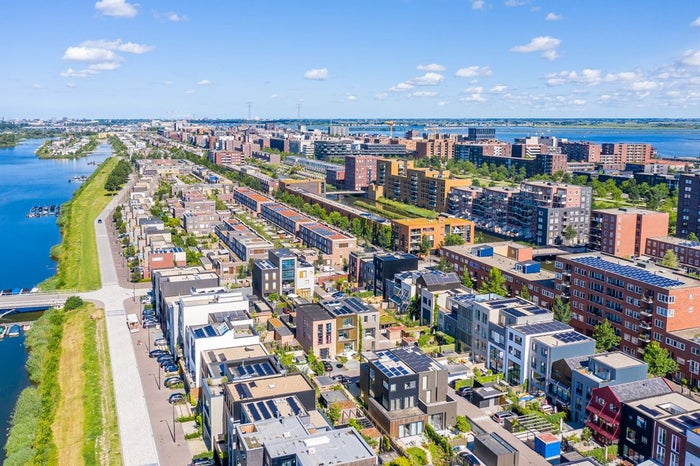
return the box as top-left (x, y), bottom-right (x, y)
top-left (0, 325), bottom-right (6, 338)
top-left (7, 324), bottom-right (20, 337)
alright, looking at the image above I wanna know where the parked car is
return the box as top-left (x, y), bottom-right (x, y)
top-left (164, 376), bottom-right (181, 388)
top-left (458, 451), bottom-right (482, 466)
top-left (154, 338), bottom-right (168, 346)
top-left (149, 349), bottom-right (167, 358)
top-left (491, 411), bottom-right (515, 424)
top-left (322, 361), bottom-right (333, 372)
top-left (457, 386), bottom-right (473, 397)
top-left (143, 321), bottom-right (158, 329)
top-left (156, 354), bottom-right (173, 363)
top-left (191, 458), bottom-right (214, 466)
top-left (97, 219), bottom-right (102, 223)
top-left (168, 392), bottom-right (185, 404)
top-left (163, 364), bottom-right (179, 373)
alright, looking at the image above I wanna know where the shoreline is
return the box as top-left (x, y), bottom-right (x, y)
top-left (35, 136), bottom-right (101, 159)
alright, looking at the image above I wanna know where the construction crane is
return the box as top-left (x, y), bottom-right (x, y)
top-left (425, 127), bottom-right (439, 139)
top-left (384, 120), bottom-right (395, 138)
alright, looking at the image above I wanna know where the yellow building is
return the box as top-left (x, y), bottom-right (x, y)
top-left (391, 217), bottom-right (474, 254)
top-left (375, 159), bottom-right (471, 212)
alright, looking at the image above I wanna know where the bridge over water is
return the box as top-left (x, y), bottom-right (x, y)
top-left (0, 292), bottom-right (72, 312)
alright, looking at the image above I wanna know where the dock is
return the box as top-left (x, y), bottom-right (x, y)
top-left (26, 204), bottom-right (60, 218)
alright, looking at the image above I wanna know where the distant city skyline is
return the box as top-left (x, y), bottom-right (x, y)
top-left (3, 1), bottom-right (700, 119)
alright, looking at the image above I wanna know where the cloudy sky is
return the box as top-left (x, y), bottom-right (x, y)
top-left (3, 0), bottom-right (700, 119)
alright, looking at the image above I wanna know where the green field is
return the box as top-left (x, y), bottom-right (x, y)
top-left (40, 157), bottom-right (118, 291)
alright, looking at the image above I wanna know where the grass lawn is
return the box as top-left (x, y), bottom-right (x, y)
top-left (40, 157), bottom-right (118, 291)
top-left (52, 304), bottom-right (121, 466)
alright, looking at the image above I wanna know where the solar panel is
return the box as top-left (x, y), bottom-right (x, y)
top-left (573, 257), bottom-right (684, 288)
top-left (204, 325), bottom-right (217, 337)
top-left (257, 401), bottom-right (271, 419)
top-left (288, 397), bottom-right (301, 415)
top-left (235, 383), bottom-right (253, 399)
top-left (266, 400), bottom-right (279, 418)
top-left (194, 328), bottom-right (206, 338)
top-left (248, 404), bottom-right (261, 422)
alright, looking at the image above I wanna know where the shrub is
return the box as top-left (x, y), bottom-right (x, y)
top-left (63, 295), bottom-right (84, 310)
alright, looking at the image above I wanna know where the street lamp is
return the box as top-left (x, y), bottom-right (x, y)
top-left (172, 402), bottom-right (177, 443)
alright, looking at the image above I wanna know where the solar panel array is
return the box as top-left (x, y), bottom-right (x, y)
top-left (514, 320), bottom-right (570, 336)
top-left (396, 347), bottom-right (436, 373)
top-left (680, 241), bottom-right (700, 248)
top-left (573, 256), bottom-right (685, 288)
top-left (235, 383), bottom-right (253, 400)
top-left (665, 412), bottom-right (700, 432)
top-left (237, 361), bottom-right (275, 378)
top-left (375, 350), bottom-right (411, 378)
top-left (553, 331), bottom-right (589, 344)
top-left (421, 271), bottom-right (460, 287)
top-left (242, 396), bottom-right (304, 423)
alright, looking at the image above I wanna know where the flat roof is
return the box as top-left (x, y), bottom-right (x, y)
top-left (297, 304), bottom-right (332, 322)
top-left (227, 373), bottom-right (314, 402)
top-left (590, 351), bottom-right (644, 370)
top-left (234, 186), bottom-right (274, 203)
top-left (562, 254), bottom-right (698, 289)
top-left (648, 235), bottom-right (700, 249)
top-left (266, 427), bottom-right (375, 464)
top-left (300, 222), bottom-right (353, 241)
top-left (392, 217), bottom-right (473, 227)
top-left (476, 432), bottom-right (518, 455)
top-left (593, 207), bottom-right (666, 216)
top-left (534, 331), bottom-right (593, 347)
top-left (443, 245), bottom-right (555, 282)
top-left (241, 395), bottom-right (307, 423)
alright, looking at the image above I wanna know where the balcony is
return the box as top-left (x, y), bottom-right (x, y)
top-left (640, 309), bottom-right (652, 317)
top-left (643, 295), bottom-right (653, 304)
top-left (639, 321), bottom-right (651, 330)
top-left (639, 333), bottom-right (651, 343)
top-left (585, 419), bottom-right (619, 443)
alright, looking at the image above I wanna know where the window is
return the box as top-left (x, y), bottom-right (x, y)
top-left (636, 416), bottom-right (647, 429)
top-left (658, 427), bottom-right (667, 445)
top-left (671, 434), bottom-right (680, 453)
top-left (655, 445), bottom-right (666, 463)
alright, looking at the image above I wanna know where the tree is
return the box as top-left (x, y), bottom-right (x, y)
top-left (552, 296), bottom-right (572, 324)
top-left (443, 233), bottom-right (465, 247)
top-left (479, 267), bottom-right (507, 297)
top-left (455, 415), bottom-right (471, 433)
top-left (419, 235), bottom-right (433, 256)
top-left (388, 458), bottom-right (412, 466)
top-left (519, 285), bottom-right (531, 301)
top-left (436, 256), bottom-right (453, 273)
top-left (377, 225), bottom-right (393, 249)
top-left (660, 249), bottom-right (680, 269)
top-left (461, 270), bottom-right (473, 289)
top-left (63, 296), bottom-right (84, 310)
top-left (593, 319), bottom-right (621, 352)
top-left (328, 403), bottom-right (341, 424)
top-left (563, 225), bottom-right (578, 243)
top-left (689, 232), bottom-right (699, 242)
top-left (643, 341), bottom-right (679, 377)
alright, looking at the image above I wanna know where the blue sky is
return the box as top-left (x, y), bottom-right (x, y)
top-left (3, 0), bottom-right (700, 119)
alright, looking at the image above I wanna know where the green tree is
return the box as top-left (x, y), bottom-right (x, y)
top-left (660, 249), bottom-right (680, 269)
top-left (443, 233), bottom-right (465, 247)
top-left (328, 403), bottom-right (341, 424)
top-left (552, 296), bottom-right (572, 324)
top-left (63, 295), bottom-right (84, 310)
top-left (377, 225), bottom-right (393, 249)
top-left (563, 225), bottom-right (578, 243)
top-left (519, 285), bottom-right (531, 301)
top-left (689, 232), bottom-right (699, 242)
top-left (388, 458), bottom-right (412, 466)
top-left (461, 270), bottom-right (473, 288)
top-left (593, 319), bottom-right (620, 352)
top-left (455, 415), bottom-right (471, 433)
top-left (436, 256), bottom-right (453, 273)
top-left (643, 341), bottom-right (679, 377)
top-left (419, 235), bottom-right (432, 256)
top-left (479, 267), bottom-right (507, 297)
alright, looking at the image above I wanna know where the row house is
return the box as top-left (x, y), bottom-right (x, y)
top-left (233, 187), bottom-right (275, 215)
top-left (646, 235), bottom-right (700, 274)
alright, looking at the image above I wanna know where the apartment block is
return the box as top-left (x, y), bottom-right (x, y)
top-left (601, 143), bottom-right (654, 164)
top-left (556, 253), bottom-right (700, 381)
top-left (446, 186), bottom-right (483, 217)
top-left (233, 187), bottom-right (275, 215)
top-left (216, 219), bottom-right (274, 262)
top-left (297, 222), bottom-right (357, 266)
top-left (252, 249), bottom-right (315, 300)
top-left (261, 203), bottom-right (314, 235)
top-left (558, 141), bottom-right (601, 163)
top-left (441, 242), bottom-right (557, 309)
top-left (453, 141), bottom-right (511, 162)
top-left (677, 173), bottom-right (700, 238)
top-left (467, 127), bottom-right (496, 141)
top-left (314, 140), bottom-right (352, 160)
top-left (589, 207), bottom-right (668, 258)
top-left (375, 159), bottom-right (472, 211)
top-left (321, 297), bottom-right (380, 354)
top-left (620, 391), bottom-right (700, 465)
top-left (373, 253), bottom-right (419, 300)
top-left (344, 155), bottom-right (378, 191)
top-left (646, 236), bottom-right (700, 274)
top-left (415, 137), bottom-right (455, 159)
top-left (359, 346), bottom-right (457, 438)
top-left (417, 271), bottom-right (463, 326)
top-left (391, 217), bottom-right (474, 254)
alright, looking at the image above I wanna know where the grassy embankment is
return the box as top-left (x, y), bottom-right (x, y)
top-left (3, 304), bottom-right (121, 466)
top-left (40, 156), bottom-right (118, 291)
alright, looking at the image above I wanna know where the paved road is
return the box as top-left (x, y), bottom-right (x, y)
top-left (448, 387), bottom-right (551, 466)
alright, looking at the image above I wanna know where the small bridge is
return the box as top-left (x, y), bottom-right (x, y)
top-left (0, 292), bottom-right (72, 311)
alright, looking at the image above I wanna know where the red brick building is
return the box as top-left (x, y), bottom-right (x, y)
top-left (589, 207), bottom-right (669, 258)
top-left (646, 236), bottom-right (700, 274)
top-left (344, 155), bottom-right (378, 191)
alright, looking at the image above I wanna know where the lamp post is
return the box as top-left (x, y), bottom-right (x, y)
top-left (172, 402), bottom-right (177, 443)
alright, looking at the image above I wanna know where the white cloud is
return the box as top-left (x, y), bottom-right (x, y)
top-left (166, 12), bottom-right (187, 22)
top-left (692, 17), bottom-right (700, 27)
top-left (511, 36), bottom-right (561, 60)
top-left (389, 82), bottom-right (414, 92)
top-left (63, 46), bottom-right (118, 63)
top-left (681, 50), bottom-right (700, 66)
top-left (79, 39), bottom-right (153, 54)
top-left (545, 12), bottom-right (562, 21)
top-left (411, 72), bottom-right (444, 85)
top-left (490, 85), bottom-right (508, 93)
top-left (304, 68), bottom-right (328, 80)
top-left (505, 0), bottom-right (529, 6)
top-left (95, 0), bottom-right (138, 18)
top-left (460, 93), bottom-right (486, 102)
top-left (546, 68), bottom-right (639, 87)
top-left (409, 91), bottom-right (437, 97)
top-left (198, 79), bottom-right (211, 86)
top-left (60, 68), bottom-right (98, 78)
top-left (347, 95), bottom-right (358, 101)
top-left (631, 80), bottom-right (660, 91)
top-left (184, 89), bottom-right (195, 94)
top-left (463, 86), bottom-right (484, 93)
top-left (89, 62), bottom-right (121, 71)
top-left (270, 93), bottom-right (279, 99)
top-left (455, 66), bottom-right (492, 78)
top-left (65, 83), bottom-right (77, 88)
top-left (471, 0), bottom-right (485, 10)
top-left (571, 99), bottom-right (586, 105)
top-left (417, 63), bottom-right (445, 72)
top-left (32, 83), bottom-right (41, 89)
top-left (374, 92), bottom-right (388, 100)
top-left (437, 101), bottom-right (448, 107)
top-left (164, 80), bottom-right (173, 85)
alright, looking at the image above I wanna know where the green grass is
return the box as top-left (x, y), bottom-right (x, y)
top-left (40, 157), bottom-right (118, 291)
top-left (354, 200), bottom-right (406, 220)
top-left (375, 197), bottom-right (439, 219)
top-left (82, 317), bottom-right (101, 465)
top-left (406, 447), bottom-right (428, 466)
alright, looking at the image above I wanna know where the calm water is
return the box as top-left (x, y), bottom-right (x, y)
top-left (0, 139), bottom-right (112, 461)
top-left (341, 125), bottom-right (700, 159)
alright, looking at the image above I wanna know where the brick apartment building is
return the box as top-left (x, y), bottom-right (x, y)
top-left (391, 217), bottom-right (474, 254)
top-left (678, 173), bottom-right (700, 238)
top-left (556, 253), bottom-right (700, 384)
top-left (646, 236), bottom-right (700, 274)
top-left (344, 155), bottom-right (378, 191)
top-left (589, 207), bottom-right (669, 258)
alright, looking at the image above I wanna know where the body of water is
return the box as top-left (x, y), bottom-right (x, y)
top-left (0, 139), bottom-right (112, 461)
top-left (336, 125), bottom-right (700, 159)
